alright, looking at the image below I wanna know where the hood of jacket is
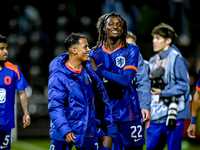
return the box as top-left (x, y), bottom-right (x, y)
top-left (49, 53), bottom-right (73, 76)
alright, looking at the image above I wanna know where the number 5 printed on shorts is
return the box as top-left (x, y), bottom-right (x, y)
top-left (0, 135), bottom-right (10, 149)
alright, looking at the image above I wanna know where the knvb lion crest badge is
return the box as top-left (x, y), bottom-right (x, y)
top-left (116, 56), bottom-right (125, 68)
top-left (0, 88), bottom-right (6, 103)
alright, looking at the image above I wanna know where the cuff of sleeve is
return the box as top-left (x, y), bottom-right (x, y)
top-left (141, 106), bottom-right (151, 111)
top-left (59, 124), bottom-right (73, 139)
top-left (161, 90), bottom-right (167, 97)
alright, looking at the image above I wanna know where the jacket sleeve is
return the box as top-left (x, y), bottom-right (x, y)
top-left (134, 54), bottom-right (151, 111)
top-left (48, 74), bottom-right (73, 138)
top-left (86, 61), bottom-right (113, 125)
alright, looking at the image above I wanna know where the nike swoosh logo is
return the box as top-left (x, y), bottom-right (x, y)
top-left (97, 63), bottom-right (103, 67)
top-left (70, 83), bottom-right (75, 86)
top-left (0, 146), bottom-right (8, 149)
top-left (134, 138), bottom-right (141, 142)
top-left (176, 123), bottom-right (181, 126)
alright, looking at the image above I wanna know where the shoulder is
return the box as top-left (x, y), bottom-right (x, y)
top-left (4, 62), bottom-right (20, 71)
top-left (4, 62), bottom-right (21, 79)
top-left (127, 43), bottom-right (139, 50)
top-left (93, 45), bottom-right (103, 53)
top-left (49, 71), bottom-right (67, 86)
top-left (126, 44), bottom-right (140, 55)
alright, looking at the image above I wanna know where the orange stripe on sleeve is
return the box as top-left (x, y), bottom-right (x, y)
top-left (4, 62), bottom-right (21, 80)
top-left (196, 85), bottom-right (200, 91)
top-left (123, 65), bottom-right (138, 72)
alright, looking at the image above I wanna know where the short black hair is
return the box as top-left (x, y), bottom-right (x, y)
top-left (0, 35), bottom-right (7, 44)
top-left (64, 32), bottom-right (86, 52)
top-left (151, 23), bottom-right (178, 45)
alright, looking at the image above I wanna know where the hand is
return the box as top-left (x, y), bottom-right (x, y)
top-left (151, 88), bottom-right (161, 95)
top-left (23, 114), bottom-right (31, 128)
top-left (141, 109), bottom-right (151, 122)
top-left (65, 132), bottom-right (76, 143)
top-left (90, 58), bottom-right (98, 72)
top-left (187, 124), bottom-right (196, 138)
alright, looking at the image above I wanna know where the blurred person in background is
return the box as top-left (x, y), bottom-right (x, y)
top-left (147, 23), bottom-right (191, 150)
top-left (126, 31), bottom-right (150, 72)
top-left (48, 32), bottom-right (113, 150)
top-left (90, 12), bottom-right (148, 150)
top-left (187, 68), bottom-right (200, 138)
top-left (0, 34), bottom-right (30, 150)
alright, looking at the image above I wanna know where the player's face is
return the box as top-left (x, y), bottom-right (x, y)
top-left (76, 38), bottom-right (90, 62)
top-left (0, 43), bottom-right (8, 61)
top-left (152, 34), bottom-right (169, 52)
top-left (104, 16), bottom-right (123, 39)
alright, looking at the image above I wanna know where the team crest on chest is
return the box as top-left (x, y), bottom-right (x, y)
top-left (116, 56), bottom-right (125, 68)
top-left (0, 88), bottom-right (6, 103)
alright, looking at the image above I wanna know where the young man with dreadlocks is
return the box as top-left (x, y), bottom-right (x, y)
top-left (89, 12), bottom-right (147, 150)
top-left (147, 23), bottom-right (191, 150)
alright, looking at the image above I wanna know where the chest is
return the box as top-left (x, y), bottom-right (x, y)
top-left (69, 69), bottom-right (93, 101)
top-left (0, 68), bottom-right (16, 89)
top-left (94, 49), bottom-right (128, 71)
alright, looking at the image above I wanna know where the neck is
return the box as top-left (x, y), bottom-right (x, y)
top-left (159, 45), bottom-right (170, 56)
top-left (105, 38), bottom-right (121, 52)
top-left (0, 60), bottom-right (6, 70)
top-left (67, 58), bottom-right (82, 71)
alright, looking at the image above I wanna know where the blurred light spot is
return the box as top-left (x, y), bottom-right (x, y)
top-left (8, 34), bottom-right (18, 44)
top-left (80, 16), bottom-right (92, 26)
top-left (25, 86), bottom-right (32, 98)
top-left (57, 16), bottom-right (68, 27)
top-left (29, 46), bottom-right (42, 60)
top-left (29, 65), bottom-right (41, 76)
top-left (54, 45), bottom-right (65, 57)
top-left (29, 104), bottom-right (37, 114)
top-left (55, 30), bottom-right (68, 43)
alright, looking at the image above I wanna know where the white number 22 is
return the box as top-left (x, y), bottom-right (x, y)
top-left (130, 125), bottom-right (142, 138)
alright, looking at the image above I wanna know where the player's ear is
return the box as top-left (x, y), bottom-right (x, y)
top-left (71, 46), bottom-right (77, 54)
top-left (166, 38), bottom-right (172, 45)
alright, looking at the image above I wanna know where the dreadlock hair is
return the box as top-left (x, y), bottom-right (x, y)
top-left (93, 12), bottom-right (128, 50)
top-left (151, 23), bottom-right (178, 45)
top-left (96, 13), bottom-right (108, 34)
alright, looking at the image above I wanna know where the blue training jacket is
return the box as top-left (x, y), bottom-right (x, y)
top-left (48, 53), bottom-right (112, 147)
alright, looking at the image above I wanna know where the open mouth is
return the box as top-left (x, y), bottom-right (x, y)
top-left (3, 55), bottom-right (8, 59)
top-left (111, 30), bottom-right (119, 34)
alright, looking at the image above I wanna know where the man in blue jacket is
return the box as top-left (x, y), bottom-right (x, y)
top-left (147, 23), bottom-right (191, 150)
top-left (48, 32), bottom-right (113, 150)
